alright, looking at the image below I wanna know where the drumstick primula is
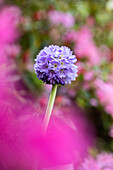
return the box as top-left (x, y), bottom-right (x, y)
top-left (34, 45), bottom-right (78, 133)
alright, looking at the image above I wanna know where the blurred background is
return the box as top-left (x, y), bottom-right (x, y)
top-left (1, 0), bottom-right (113, 169)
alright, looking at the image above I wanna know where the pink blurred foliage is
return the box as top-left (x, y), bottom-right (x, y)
top-left (63, 30), bottom-right (77, 42)
top-left (84, 71), bottom-right (94, 81)
top-left (0, 55), bottom-right (96, 169)
top-left (55, 106), bottom-right (96, 168)
top-left (80, 152), bottom-right (113, 170)
top-left (95, 79), bottom-right (113, 117)
top-left (74, 27), bottom-right (100, 65)
top-left (0, 5), bottom-right (21, 65)
top-left (0, 112), bottom-right (75, 169)
top-left (79, 156), bottom-right (96, 170)
top-left (109, 125), bottom-right (113, 138)
top-left (64, 27), bottom-right (100, 65)
top-left (48, 10), bottom-right (75, 28)
top-left (5, 44), bottom-right (21, 59)
top-left (83, 82), bottom-right (91, 90)
top-left (99, 44), bottom-right (111, 62)
top-left (0, 94), bottom-right (96, 170)
top-left (0, 6), bottom-right (21, 45)
top-left (90, 98), bottom-right (98, 107)
top-left (76, 61), bottom-right (86, 74)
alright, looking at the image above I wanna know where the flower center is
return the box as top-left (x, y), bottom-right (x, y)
top-left (61, 62), bottom-right (64, 65)
top-left (54, 64), bottom-right (57, 68)
top-left (59, 54), bottom-right (64, 59)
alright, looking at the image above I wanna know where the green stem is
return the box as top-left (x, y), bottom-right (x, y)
top-left (42, 84), bottom-right (57, 134)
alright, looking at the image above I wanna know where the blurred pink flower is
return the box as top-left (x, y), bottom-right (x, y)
top-left (95, 79), bottom-right (113, 117)
top-left (99, 45), bottom-right (111, 62)
top-left (80, 156), bottom-right (96, 170)
top-left (48, 10), bottom-right (74, 28)
top-left (76, 61), bottom-right (85, 74)
top-left (80, 152), bottom-right (113, 170)
top-left (84, 71), bottom-right (94, 81)
top-left (43, 163), bottom-right (74, 170)
top-left (90, 98), bottom-right (98, 107)
top-left (3, 114), bottom-right (76, 169)
top-left (96, 153), bottom-right (113, 169)
top-left (0, 56), bottom-right (96, 169)
top-left (0, 6), bottom-right (21, 45)
top-left (63, 30), bottom-right (76, 42)
top-left (83, 82), bottom-right (91, 90)
top-left (63, 27), bottom-right (100, 65)
top-left (0, 103), bottom-right (96, 170)
top-left (109, 125), bottom-right (113, 138)
top-left (5, 44), bottom-right (21, 58)
top-left (56, 105), bottom-right (96, 168)
top-left (74, 27), bottom-right (100, 65)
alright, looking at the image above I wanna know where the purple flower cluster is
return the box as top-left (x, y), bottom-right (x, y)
top-left (34, 45), bottom-right (78, 85)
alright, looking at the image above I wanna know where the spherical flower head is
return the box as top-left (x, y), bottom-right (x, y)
top-left (34, 45), bottom-right (78, 85)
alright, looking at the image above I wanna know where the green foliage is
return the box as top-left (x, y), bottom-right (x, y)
top-left (22, 70), bottom-right (43, 94)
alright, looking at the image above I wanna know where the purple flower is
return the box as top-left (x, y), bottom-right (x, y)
top-left (34, 45), bottom-right (78, 85)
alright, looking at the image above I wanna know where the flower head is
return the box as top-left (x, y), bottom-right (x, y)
top-left (34, 45), bottom-right (78, 85)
